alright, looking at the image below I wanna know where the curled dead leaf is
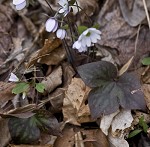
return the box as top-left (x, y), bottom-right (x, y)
top-left (39, 46), bottom-right (66, 65)
top-left (26, 36), bottom-right (62, 68)
top-left (42, 66), bottom-right (62, 93)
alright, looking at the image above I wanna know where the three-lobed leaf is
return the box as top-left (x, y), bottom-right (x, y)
top-left (77, 61), bottom-right (146, 119)
top-left (9, 116), bottom-right (40, 144)
top-left (8, 110), bottom-right (61, 144)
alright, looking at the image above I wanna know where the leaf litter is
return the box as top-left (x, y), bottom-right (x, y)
top-left (0, 0), bottom-right (150, 147)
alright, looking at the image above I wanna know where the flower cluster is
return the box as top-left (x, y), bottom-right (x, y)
top-left (12, 0), bottom-right (102, 53)
top-left (13, 0), bottom-right (27, 10)
top-left (58, 0), bottom-right (71, 16)
top-left (73, 28), bottom-right (101, 52)
top-left (45, 0), bottom-right (71, 39)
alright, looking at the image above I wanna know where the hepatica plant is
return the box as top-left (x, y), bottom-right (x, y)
top-left (11, 0), bottom-right (146, 121)
top-left (77, 61), bottom-right (146, 119)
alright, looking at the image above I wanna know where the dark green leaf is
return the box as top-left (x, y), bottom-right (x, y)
top-left (35, 83), bottom-right (45, 93)
top-left (118, 73), bottom-right (146, 111)
top-left (34, 109), bottom-right (61, 136)
top-left (92, 23), bottom-right (100, 29)
top-left (128, 129), bottom-right (142, 138)
top-left (69, 0), bottom-right (76, 5)
top-left (78, 26), bottom-right (88, 35)
top-left (8, 116), bottom-right (40, 144)
top-left (12, 82), bottom-right (30, 94)
top-left (139, 116), bottom-right (149, 133)
top-left (8, 110), bottom-right (61, 144)
top-left (78, 61), bottom-right (146, 119)
top-left (77, 61), bottom-right (118, 88)
top-left (141, 57), bottom-right (150, 65)
top-left (88, 83), bottom-right (121, 119)
top-left (62, 24), bottom-right (69, 30)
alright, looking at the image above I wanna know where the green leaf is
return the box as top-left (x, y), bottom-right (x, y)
top-left (77, 61), bottom-right (146, 119)
top-left (78, 26), bottom-right (88, 35)
top-left (69, 0), bottom-right (76, 5)
top-left (12, 82), bottom-right (30, 94)
top-left (8, 116), bottom-right (40, 144)
top-left (141, 57), bottom-right (150, 65)
top-left (139, 116), bottom-right (149, 133)
top-left (77, 61), bottom-right (118, 88)
top-left (128, 129), bottom-right (142, 138)
top-left (8, 110), bottom-right (61, 144)
top-left (62, 24), bottom-right (69, 30)
top-left (92, 23), bottom-right (100, 29)
top-left (35, 83), bottom-right (45, 93)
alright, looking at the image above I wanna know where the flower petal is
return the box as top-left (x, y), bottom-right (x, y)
top-left (52, 21), bottom-right (58, 32)
top-left (45, 18), bottom-right (57, 32)
top-left (85, 37), bottom-right (91, 47)
top-left (90, 28), bottom-right (101, 34)
top-left (15, 1), bottom-right (26, 10)
top-left (13, 0), bottom-right (25, 5)
top-left (59, 8), bottom-right (65, 13)
top-left (9, 73), bottom-right (19, 82)
top-left (73, 41), bottom-right (81, 49)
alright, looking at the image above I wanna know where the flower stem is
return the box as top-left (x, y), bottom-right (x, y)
top-left (44, 0), bottom-right (55, 15)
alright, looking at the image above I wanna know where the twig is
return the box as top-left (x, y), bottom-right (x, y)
top-left (142, 0), bottom-right (150, 29)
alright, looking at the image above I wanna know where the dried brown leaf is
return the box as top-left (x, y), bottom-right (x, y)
top-left (62, 62), bottom-right (76, 87)
top-left (108, 133), bottom-right (129, 147)
top-left (142, 84), bottom-right (150, 110)
top-left (48, 88), bottom-right (65, 112)
top-left (54, 125), bottom-right (78, 147)
top-left (39, 46), bottom-right (66, 65)
top-left (119, 0), bottom-right (150, 26)
top-left (97, 1), bottom-right (150, 66)
top-left (63, 78), bottom-right (91, 125)
top-left (26, 36), bottom-right (62, 68)
top-left (0, 82), bottom-right (16, 106)
top-left (119, 56), bottom-right (134, 76)
top-left (82, 129), bottom-right (109, 147)
top-left (42, 66), bottom-right (62, 93)
top-left (10, 145), bottom-right (52, 147)
top-left (111, 110), bottom-right (133, 136)
top-left (0, 118), bottom-right (11, 147)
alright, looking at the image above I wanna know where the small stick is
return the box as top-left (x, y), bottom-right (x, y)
top-left (142, 0), bottom-right (150, 29)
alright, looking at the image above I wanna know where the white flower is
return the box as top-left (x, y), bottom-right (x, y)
top-left (73, 41), bottom-right (88, 52)
top-left (9, 73), bottom-right (19, 82)
top-left (56, 29), bottom-right (66, 39)
top-left (45, 18), bottom-right (58, 32)
top-left (58, 0), bottom-right (71, 16)
top-left (78, 28), bottom-right (101, 47)
top-left (72, 28), bottom-right (101, 52)
top-left (13, 0), bottom-right (27, 10)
